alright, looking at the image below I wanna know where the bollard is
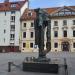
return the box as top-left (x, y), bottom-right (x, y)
top-left (8, 62), bottom-right (12, 72)
top-left (64, 58), bottom-right (68, 75)
top-left (26, 57), bottom-right (28, 61)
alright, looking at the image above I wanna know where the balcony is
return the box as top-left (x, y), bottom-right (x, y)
top-left (62, 26), bottom-right (68, 30)
top-left (10, 38), bottom-right (14, 40)
top-left (10, 39), bottom-right (15, 45)
top-left (10, 43), bottom-right (14, 46)
top-left (71, 26), bottom-right (75, 29)
top-left (10, 29), bottom-right (15, 31)
top-left (53, 27), bottom-right (59, 30)
top-left (10, 21), bottom-right (15, 25)
top-left (10, 31), bottom-right (15, 34)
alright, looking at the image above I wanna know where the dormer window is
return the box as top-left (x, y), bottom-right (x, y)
top-left (11, 4), bottom-right (16, 8)
top-left (28, 12), bottom-right (32, 16)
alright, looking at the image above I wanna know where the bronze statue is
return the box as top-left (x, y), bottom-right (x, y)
top-left (34, 8), bottom-right (51, 61)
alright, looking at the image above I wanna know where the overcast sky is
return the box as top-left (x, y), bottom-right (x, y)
top-left (0, 0), bottom-right (75, 8)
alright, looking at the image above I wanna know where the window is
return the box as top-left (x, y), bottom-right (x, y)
top-left (5, 12), bottom-right (6, 16)
top-left (4, 29), bottom-right (6, 33)
top-left (54, 21), bottom-right (58, 26)
top-left (73, 30), bottom-right (75, 37)
top-left (73, 20), bottom-right (75, 25)
top-left (11, 16), bottom-right (15, 22)
top-left (63, 30), bottom-right (67, 37)
top-left (10, 34), bottom-right (15, 40)
top-left (73, 43), bottom-right (75, 48)
top-left (23, 32), bottom-right (26, 38)
top-left (30, 43), bottom-right (33, 48)
top-left (54, 43), bottom-right (58, 48)
top-left (24, 23), bottom-right (26, 27)
top-left (10, 43), bottom-right (14, 45)
top-left (31, 22), bottom-right (34, 27)
top-left (31, 32), bottom-right (33, 38)
top-left (4, 38), bottom-right (5, 43)
top-left (11, 4), bottom-right (16, 8)
top-left (63, 20), bottom-right (67, 25)
top-left (11, 25), bottom-right (15, 31)
top-left (28, 12), bottom-right (32, 16)
top-left (11, 11), bottom-right (15, 14)
top-left (23, 43), bottom-right (26, 48)
top-left (54, 31), bottom-right (58, 37)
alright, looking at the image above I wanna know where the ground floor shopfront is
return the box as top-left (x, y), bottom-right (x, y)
top-left (0, 46), bottom-right (19, 52)
top-left (51, 38), bottom-right (75, 52)
top-left (20, 38), bottom-right (75, 52)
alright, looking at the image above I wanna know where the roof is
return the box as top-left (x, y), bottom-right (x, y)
top-left (0, 0), bottom-right (28, 11)
top-left (20, 6), bottom-right (75, 21)
top-left (20, 9), bottom-right (36, 21)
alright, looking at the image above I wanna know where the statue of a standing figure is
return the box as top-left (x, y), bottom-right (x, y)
top-left (34, 8), bottom-right (51, 62)
top-left (23, 8), bottom-right (59, 74)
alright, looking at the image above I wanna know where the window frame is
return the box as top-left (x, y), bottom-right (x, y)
top-left (23, 43), bottom-right (26, 48)
top-left (73, 20), bottom-right (75, 25)
top-left (54, 31), bottom-right (58, 37)
top-left (63, 30), bottom-right (67, 37)
top-left (54, 43), bottom-right (58, 48)
top-left (31, 32), bottom-right (33, 38)
top-left (23, 23), bottom-right (26, 27)
top-left (54, 21), bottom-right (58, 26)
top-left (23, 32), bottom-right (26, 38)
top-left (63, 20), bottom-right (67, 25)
top-left (30, 43), bottom-right (33, 48)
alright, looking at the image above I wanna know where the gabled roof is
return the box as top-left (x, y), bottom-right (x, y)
top-left (20, 6), bottom-right (75, 21)
top-left (51, 6), bottom-right (75, 15)
top-left (20, 8), bottom-right (36, 21)
top-left (0, 0), bottom-right (28, 11)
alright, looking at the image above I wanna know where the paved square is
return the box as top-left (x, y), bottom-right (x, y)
top-left (0, 52), bottom-right (75, 75)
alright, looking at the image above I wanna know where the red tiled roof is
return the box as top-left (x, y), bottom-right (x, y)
top-left (45, 7), bottom-right (59, 14)
top-left (0, 0), bottom-right (28, 11)
top-left (20, 8), bottom-right (36, 21)
top-left (20, 7), bottom-right (59, 21)
top-left (20, 6), bottom-right (75, 21)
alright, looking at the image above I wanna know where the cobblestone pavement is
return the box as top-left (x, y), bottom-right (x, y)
top-left (0, 52), bottom-right (75, 75)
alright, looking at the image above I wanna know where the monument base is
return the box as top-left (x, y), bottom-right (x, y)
top-left (22, 61), bottom-right (58, 73)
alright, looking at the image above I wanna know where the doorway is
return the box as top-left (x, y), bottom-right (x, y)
top-left (61, 42), bottom-right (70, 51)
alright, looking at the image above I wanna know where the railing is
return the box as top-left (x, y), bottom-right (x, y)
top-left (8, 62), bottom-right (22, 72)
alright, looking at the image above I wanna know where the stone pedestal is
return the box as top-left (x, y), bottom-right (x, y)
top-left (22, 57), bottom-right (59, 73)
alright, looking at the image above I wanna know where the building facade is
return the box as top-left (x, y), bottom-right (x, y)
top-left (51, 6), bottom-right (75, 52)
top-left (20, 9), bottom-right (37, 52)
top-left (20, 6), bottom-right (75, 52)
top-left (0, 0), bottom-right (28, 52)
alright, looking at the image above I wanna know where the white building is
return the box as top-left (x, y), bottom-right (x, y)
top-left (0, 0), bottom-right (28, 52)
top-left (20, 6), bottom-right (75, 52)
top-left (51, 6), bottom-right (75, 52)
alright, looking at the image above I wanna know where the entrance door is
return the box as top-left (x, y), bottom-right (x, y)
top-left (61, 42), bottom-right (70, 51)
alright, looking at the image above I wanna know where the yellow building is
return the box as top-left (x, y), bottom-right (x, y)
top-left (20, 9), bottom-right (36, 52)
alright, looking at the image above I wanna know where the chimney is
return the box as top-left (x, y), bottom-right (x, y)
top-left (4, 0), bottom-right (9, 3)
top-left (28, 0), bottom-right (29, 9)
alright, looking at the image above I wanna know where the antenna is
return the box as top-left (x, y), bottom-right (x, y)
top-left (28, 0), bottom-right (29, 9)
